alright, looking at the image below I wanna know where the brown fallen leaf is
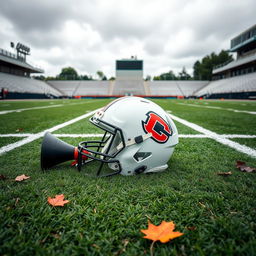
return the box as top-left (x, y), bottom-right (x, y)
top-left (0, 174), bottom-right (7, 180)
top-left (15, 128), bottom-right (24, 132)
top-left (114, 239), bottom-right (129, 255)
top-left (14, 198), bottom-right (20, 207)
top-left (217, 171), bottom-right (232, 176)
top-left (186, 226), bottom-right (197, 231)
top-left (236, 161), bottom-right (256, 173)
top-left (236, 160), bottom-right (246, 168)
top-left (47, 194), bottom-right (69, 207)
top-left (51, 232), bottom-right (61, 239)
top-left (15, 174), bottom-right (30, 181)
top-left (92, 244), bottom-right (101, 250)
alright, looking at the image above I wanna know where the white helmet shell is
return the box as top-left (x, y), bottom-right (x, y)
top-left (90, 96), bottom-right (178, 176)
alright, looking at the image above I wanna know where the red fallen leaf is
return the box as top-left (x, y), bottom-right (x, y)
top-left (236, 160), bottom-right (246, 168)
top-left (15, 174), bottom-right (30, 181)
top-left (47, 194), bottom-right (69, 207)
top-left (236, 161), bottom-right (256, 173)
top-left (217, 171), bottom-right (232, 176)
top-left (141, 220), bottom-right (183, 243)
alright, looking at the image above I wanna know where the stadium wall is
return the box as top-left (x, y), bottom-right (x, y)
top-left (5, 92), bottom-right (56, 99)
top-left (206, 91), bottom-right (256, 100)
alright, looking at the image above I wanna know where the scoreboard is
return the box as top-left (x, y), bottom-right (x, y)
top-left (116, 59), bottom-right (143, 80)
top-left (116, 60), bottom-right (143, 70)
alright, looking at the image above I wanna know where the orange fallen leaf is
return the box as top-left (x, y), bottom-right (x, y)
top-left (141, 220), bottom-right (183, 243)
top-left (15, 174), bottom-right (30, 181)
top-left (47, 194), bottom-right (69, 207)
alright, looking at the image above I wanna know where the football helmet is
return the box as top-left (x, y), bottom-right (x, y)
top-left (77, 96), bottom-right (178, 176)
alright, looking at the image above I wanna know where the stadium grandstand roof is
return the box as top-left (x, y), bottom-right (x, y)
top-left (212, 52), bottom-right (256, 74)
top-left (0, 48), bottom-right (44, 73)
top-left (230, 24), bottom-right (256, 52)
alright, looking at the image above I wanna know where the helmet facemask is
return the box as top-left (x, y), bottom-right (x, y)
top-left (76, 117), bottom-right (125, 177)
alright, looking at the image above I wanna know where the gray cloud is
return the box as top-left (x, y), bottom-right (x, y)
top-left (0, 0), bottom-right (255, 77)
top-left (1, 0), bottom-right (70, 33)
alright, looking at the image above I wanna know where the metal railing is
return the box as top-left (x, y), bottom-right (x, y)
top-left (0, 48), bottom-right (17, 60)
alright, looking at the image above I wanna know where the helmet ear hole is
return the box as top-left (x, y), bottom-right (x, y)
top-left (133, 152), bottom-right (152, 162)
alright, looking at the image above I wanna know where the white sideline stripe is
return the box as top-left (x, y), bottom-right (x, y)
top-left (0, 133), bottom-right (105, 138)
top-left (54, 133), bottom-right (104, 137)
top-left (0, 109), bottom-right (100, 155)
top-left (0, 104), bottom-right (64, 115)
top-left (169, 113), bottom-right (256, 158)
top-left (1, 133), bottom-right (256, 139)
top-left (179, 134), bottom-right (256, 138)
top-left (0, 100), bottom-right (105, 115)
top-left (177, 103), bottom-right (256, 115)
top-left (219, 134), bottom-right (256, 138)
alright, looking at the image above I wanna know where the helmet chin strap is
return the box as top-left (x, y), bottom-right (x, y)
top-left (116, 133), bottom-right (152, 151)
top-left (144, 164), bottom-right (168, 173)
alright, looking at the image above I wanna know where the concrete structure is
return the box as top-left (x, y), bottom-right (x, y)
top-left (213, 24), bottom-right (256, 80)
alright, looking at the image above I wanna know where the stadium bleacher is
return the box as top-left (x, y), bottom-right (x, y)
top-left (149, 81), bottom-right (181, 96)
top-left (113, 80), bottom-right (145, 95)
top-left (195, 72), bottom-right (256, 97)
top-left (148, 81), bottom-right (208, 97)
top-left (177, 81), bottom-right (210, 97)
top-left (46, 80), bottom-right (78, 96)
top-left (47, 80), bottom-right (111, 96)
top-left (0, 72), bottom-right (62, 97)
top-left (74, 81), bottom-right (110, 96)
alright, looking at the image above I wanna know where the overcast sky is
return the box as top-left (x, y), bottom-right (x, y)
top-left (1, 0), bottom-right (255, 78)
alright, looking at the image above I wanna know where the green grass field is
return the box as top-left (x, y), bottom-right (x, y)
top-left (0, 98), bottom-right (256, 256)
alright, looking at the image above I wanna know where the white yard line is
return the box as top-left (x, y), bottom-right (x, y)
top-left (0, 109), bottom-right (100, 155)
top-left (1, 133), bottom-right (256, 139)
top-left (169, 113), bottom-right (256, 158)
top-left (177, 103), bottom-right (256, 115)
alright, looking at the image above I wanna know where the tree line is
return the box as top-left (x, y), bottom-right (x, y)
top-left (33, 68), bottom-right (111, 81)
top-left (152, 50), bottom-right (233, 81)
top-left (33, 50), bottom-right (233, 81)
